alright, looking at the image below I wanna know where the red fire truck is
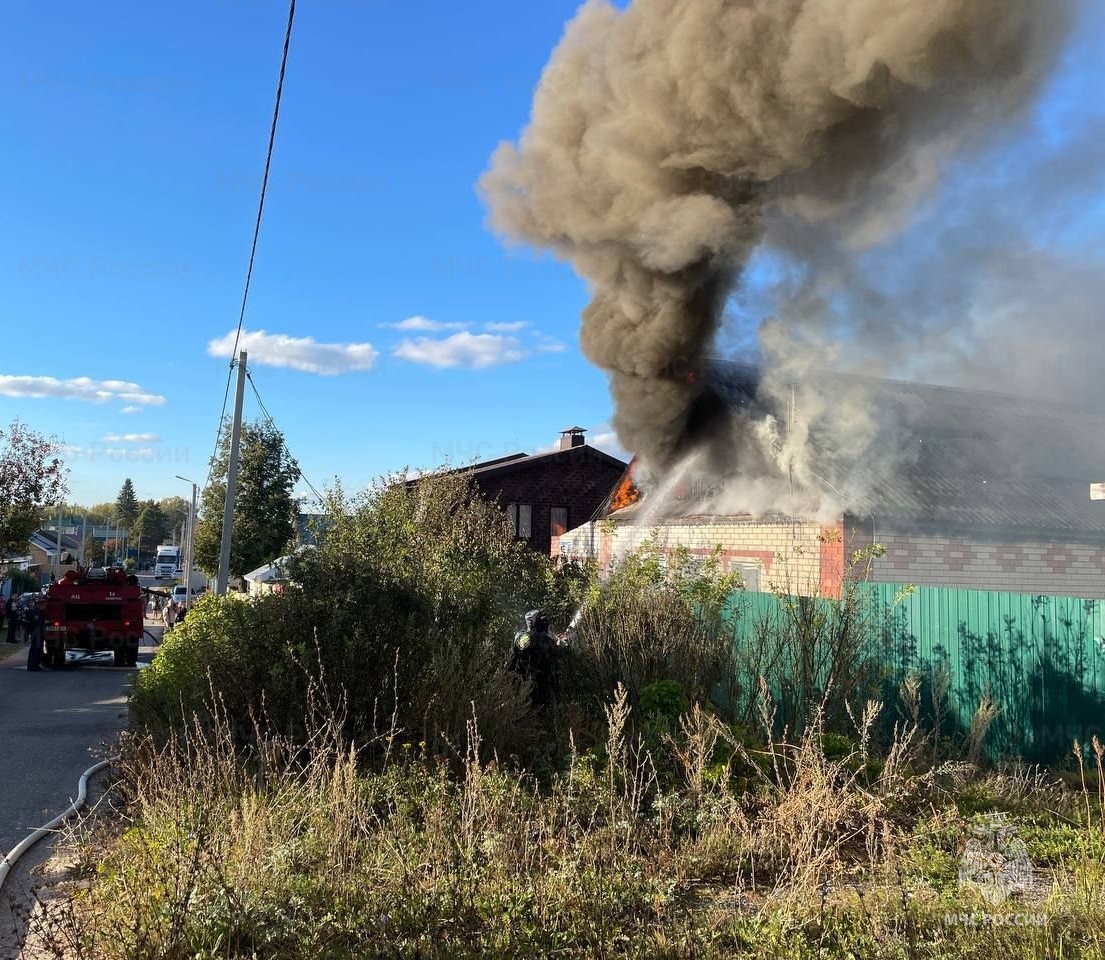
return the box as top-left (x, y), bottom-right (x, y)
top-left (43, 567), bottom-right (147, 668)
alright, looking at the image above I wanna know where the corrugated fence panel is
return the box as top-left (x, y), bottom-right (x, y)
top-left (729, 584), bottom-right (1105, 763)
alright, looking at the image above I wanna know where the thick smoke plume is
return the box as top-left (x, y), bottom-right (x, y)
top-left (481, 0), bottom-right (1074, 497)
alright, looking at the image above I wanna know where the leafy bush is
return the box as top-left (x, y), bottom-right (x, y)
top-left (6, 569), bottom-right (41, 595)
top-left (132, 470), bottom-right (578, 761)
top-left (566, 536), bottom-right (739, 717)
top-left (729, 546), bottom-right (898, 737)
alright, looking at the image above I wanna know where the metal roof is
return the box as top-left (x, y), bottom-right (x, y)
top-left (707, 361), bottom-right (1105, 535)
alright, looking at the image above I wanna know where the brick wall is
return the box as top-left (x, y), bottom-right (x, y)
top-left (559, 516), bottom-right (845, 597)
top-left (847, 519), bottom-right (1105, 597)
top-left (476, 446), bottom-right (626, 555)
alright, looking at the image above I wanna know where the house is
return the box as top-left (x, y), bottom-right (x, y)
top-left (242, 558), bottom-right (290, 598)
top-left (454, 427), bottom-right (628, 556)
top-left (28, 529), bottom-right (82, 570)
top-left (558, 366), bottom-right (1105, 599)
top-left (242, 545), bottom-right (315, 597)
top-left (557, 366), bottom-right (1105, 763)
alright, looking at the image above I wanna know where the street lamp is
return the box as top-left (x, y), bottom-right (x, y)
top-left (176, 476), bottom-right (198, 598)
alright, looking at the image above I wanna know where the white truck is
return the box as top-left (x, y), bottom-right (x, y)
top-left (154, 545), bottom-right (182, 580)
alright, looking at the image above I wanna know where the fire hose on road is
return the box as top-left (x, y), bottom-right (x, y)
top-left (0, 759), bottom-right (113, 895)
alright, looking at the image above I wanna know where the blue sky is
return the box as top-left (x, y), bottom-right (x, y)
top-left (1, 0), bottom-right (621, 505)
top-left (2, 0), bottom-right (1102, 506)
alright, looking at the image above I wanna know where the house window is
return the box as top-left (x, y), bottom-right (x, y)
top-left (506, 503), bottom-right (533, 540)
top-left (550, 507), bottom-right (568, 538)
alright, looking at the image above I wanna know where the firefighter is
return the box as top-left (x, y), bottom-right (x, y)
top-left (25, 596), bottom-right (46, 671)
top-left (509, 609), bottom-right (561, 709)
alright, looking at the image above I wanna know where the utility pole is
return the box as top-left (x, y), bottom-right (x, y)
top-left (55, 504), bottom-right (62, 578)
top-left (217, 350), bottom-right (248, 596)
top-left (177, 476), bottom-right (198, 599)
top-left (188, 483), bottom-right (197, 595)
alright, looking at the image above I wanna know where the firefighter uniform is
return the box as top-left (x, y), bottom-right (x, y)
top-left (509, 610), bottom-right (561, 708)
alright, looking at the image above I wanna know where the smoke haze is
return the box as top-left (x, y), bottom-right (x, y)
top-left (482, 0), bottom-right (1085, 515)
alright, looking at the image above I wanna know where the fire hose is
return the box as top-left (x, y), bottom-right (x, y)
top-left (0, 759), bottom-right (112, 895)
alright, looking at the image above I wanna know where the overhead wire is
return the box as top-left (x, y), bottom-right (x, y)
top-left (246, 369), bottom-right (327, 507)
top-left (202, 0), bottom-right (298, 493)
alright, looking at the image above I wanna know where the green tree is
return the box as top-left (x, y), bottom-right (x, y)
top-left (115, 478), bottom-right (139, 531)
top-left (132, 500), bottom-right (170, 560)
top-left (0, 420), bottom-right (69, 558)
top-left (158, 496), bottom-right (188, 543)
top-left (82, 533), bottom-right (103, 567)
top-left (193, 420), bottom-right (300, 579)
top-left (83, 502), bottom-right (117, 526)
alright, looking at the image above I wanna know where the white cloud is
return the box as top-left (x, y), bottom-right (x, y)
top-left (387, 315), bottom-right (464, 332)
top-left (103, 432), bottom-right (160, 443)
top-left (0, 375), bottom-right (166, 406)
top-left (536, 339), bottom-right (567, 353)
top-left (207, 328), bottom-right (378, 375)
top-left (120, 406), bottom-right (143, 414)
top-left (485, 321), bottom-right (528, 333)
top-left (393, 332), bottom-right (527, 369)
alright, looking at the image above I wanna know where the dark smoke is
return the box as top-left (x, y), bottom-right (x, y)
top-left (480, 0), bottom-right (1075, 487)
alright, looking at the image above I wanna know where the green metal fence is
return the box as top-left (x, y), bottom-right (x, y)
top-left (729, 585), bottom-right (1105, 763)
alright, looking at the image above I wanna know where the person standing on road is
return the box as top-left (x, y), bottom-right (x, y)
top-left (3, 596), bottom-right (15, 643)
top-left (25, 596), bottom-right (46, 671)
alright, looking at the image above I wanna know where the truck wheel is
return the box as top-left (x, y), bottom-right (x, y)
top-left (46, 647), bottom-right (65, 669)
top-left (113, 645), bottom-right (127, 668)
top-left (125, 643), bottom-right (139, 668)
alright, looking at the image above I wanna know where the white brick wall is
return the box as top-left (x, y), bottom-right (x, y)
top-left (558, 517), bottom-right (839, 597)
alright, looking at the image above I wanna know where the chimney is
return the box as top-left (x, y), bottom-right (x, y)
top-left (559, 426), bottom-right (586, 450)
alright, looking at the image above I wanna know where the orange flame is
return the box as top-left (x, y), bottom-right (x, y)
top-left (608, 456), bottom-right (641, 513)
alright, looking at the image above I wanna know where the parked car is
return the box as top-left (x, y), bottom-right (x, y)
top-left (170, 585), bottom-right (204, 605)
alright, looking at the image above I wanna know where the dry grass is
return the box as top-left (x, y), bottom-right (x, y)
top-left (29, 680), bottom-right (1105, 960)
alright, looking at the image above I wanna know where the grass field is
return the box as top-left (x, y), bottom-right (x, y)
top-left (34, 689), bottom-right (1105, 959)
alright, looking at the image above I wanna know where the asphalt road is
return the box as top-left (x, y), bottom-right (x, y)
top-left (0, 624), bottom-right (160, 951)
top-left (0, 651), bottom-right (134, 857)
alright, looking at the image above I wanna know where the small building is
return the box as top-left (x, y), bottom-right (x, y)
top-left (242, 558), bottom-right (290, 598)
top-left (29, 529), bottom-right (82, 570)
top-left (558, 369), bottom-right (1105, 599)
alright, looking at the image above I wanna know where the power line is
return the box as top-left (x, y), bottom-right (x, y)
top-left (230, 0), bottom-right (297, 363)
top-left (245, 370), bottom-right (327, 507)
top-left (202, 0), bottom-right (298, 493)
top-left (202, 363), bottom-right (235, 493)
